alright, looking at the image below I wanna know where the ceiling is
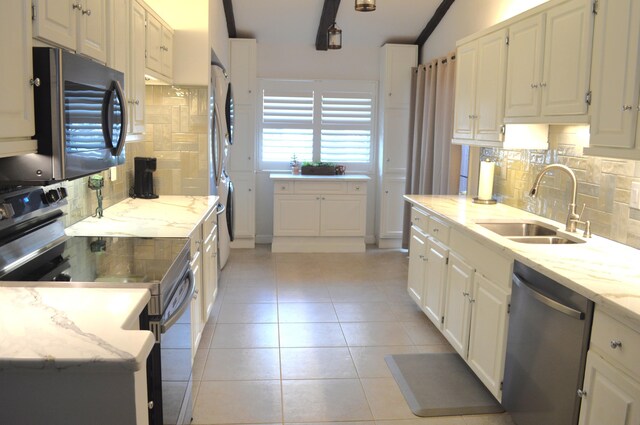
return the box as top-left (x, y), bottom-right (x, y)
top-left (146, 0), bottom-right (444, 48)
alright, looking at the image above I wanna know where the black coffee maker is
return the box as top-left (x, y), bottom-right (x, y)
top-left (133, 157), bottom-right (159, 199)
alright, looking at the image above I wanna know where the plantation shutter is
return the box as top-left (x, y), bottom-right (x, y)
top-left (320, 92), bottom-right (373, 163)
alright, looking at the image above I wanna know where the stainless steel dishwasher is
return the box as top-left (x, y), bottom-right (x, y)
top-left (502, 261), bottom-right (594, 425)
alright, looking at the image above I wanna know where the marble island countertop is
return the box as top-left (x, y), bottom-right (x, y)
top-left (405, 195), bottom-right (640, 328)
top-left (0, 287), bottom-right (153, 371)
top-left (270, 173), bottom-right (371, 181)
top-left (66, 195), bottom-right (219, 238)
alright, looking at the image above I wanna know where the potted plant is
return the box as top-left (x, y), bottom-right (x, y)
top-left (290, 154), bottom-right (300, 175)
top-left (300, 161), bottom-right (337, 175)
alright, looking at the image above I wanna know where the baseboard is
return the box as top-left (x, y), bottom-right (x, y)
top-left (255, 235), bottom-right (273, 245)
top-left (271, 236), bottom-right (366, 253)
top-left (378, 238), bottom-right (402, 249)
top-left (230, 238), bottom-right (255, 249)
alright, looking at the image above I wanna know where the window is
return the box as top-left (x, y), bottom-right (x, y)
top-left (259, 79), bottom-right (377, 171)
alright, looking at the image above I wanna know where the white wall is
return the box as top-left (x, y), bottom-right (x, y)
top-left (421, 0), bottom-right (550, 60)
top-left (173, 30), bottom-right (209, 85)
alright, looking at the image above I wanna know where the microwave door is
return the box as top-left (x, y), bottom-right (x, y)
top-left (102, 80), bottom-right (127, 157)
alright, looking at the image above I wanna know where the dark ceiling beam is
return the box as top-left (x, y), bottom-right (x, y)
top-left (415, 0), bottom-right (455, 48)
top-left (316, 0), bottom-right (341, 51)
top-left (223, 0), bottom-right (237, 38)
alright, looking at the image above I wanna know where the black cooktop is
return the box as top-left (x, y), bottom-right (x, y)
top-left (1, 235), bottom-right (189, 285)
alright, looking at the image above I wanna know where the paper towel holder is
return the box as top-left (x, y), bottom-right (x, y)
top-left (472, 197), bottom-right (497, 205)
top-left (473, 159), bottom-right (497, 204)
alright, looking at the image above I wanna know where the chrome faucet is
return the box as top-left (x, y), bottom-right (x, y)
top-left (529, 164), bottom-right (591, 237)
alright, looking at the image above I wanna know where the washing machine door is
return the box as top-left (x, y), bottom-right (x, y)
top-left (217, 174), bottom-right (232, 269)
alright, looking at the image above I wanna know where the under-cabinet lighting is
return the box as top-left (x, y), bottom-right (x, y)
top-left (502, 124), bottom-right (550, 150)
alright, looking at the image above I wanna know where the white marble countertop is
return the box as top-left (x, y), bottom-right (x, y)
top-left (0, 287), bottom-right (153, 372)
top-left (270, 173), bottom-right (371, 181)
top-left (405, 195), bottom-right (640, 328)
top-left (66, 195), bottom-right (219, 238)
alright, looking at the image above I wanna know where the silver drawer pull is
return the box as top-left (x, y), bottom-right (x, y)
top-left (610, 340), bottom-right (622, 349)
top-left (433, 228), bottom-right (439, 232)
top-left (577, 389), bottom-right (587, 398)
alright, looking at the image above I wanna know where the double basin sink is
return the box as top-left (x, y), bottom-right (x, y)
top-left (476, 221), bottom-right (585, 245)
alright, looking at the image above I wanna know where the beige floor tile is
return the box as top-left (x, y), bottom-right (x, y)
top-left (281, 347), bottom-right (357, 379)
top-left (192, 348), bottom-right (208, 381)
top-left (328, 285), bottom-right (387, 302)
top-left (279, 323), bottom-right (346, 347)
top-left (210, 323), bottom-right (279, 348)
top-left (202, 348), bottom-right (280, 380)
top-left (414, 345), bottom-right (455, 354)
top-left (218, 303), bottom-right (278, 323)
top-left (277, 286), bottom-right (332, 302)
top-left (349, 346), bottom-right (418, 378)
top-left (388, 302), bottom-right (429, 323)
top-left (334, 302), bottom-right (398, 322)
top-left (282, 379), bottom-right (373, 422)
top-left (361, 377), bottom-right (416, 420)
top-left (375, 418), bottom-right (467, 425)
top-left (223, 285), bottom-right (277, 303)
top-left (278, 302), bottom-right (338, 322)
top-left (200, 324), bottom-right (215, 348)
top-left (192, 380), bottom-right (282, 424)
top-left (341, 322), bottom-right (415, 346)
top-left (401, 321), bottom-right (449, 345)
top-left (462, 413), bottom-right (515, 425)
top-left (288, 422), bottom-right (374, 425)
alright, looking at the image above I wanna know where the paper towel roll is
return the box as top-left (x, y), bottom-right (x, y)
top-left (478, 160), bottom-right (495, 201)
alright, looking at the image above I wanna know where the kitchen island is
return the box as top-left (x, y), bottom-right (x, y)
top-left (0, 287), bottom-right (153, 425)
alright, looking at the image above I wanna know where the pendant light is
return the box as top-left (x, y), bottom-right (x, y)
top-left (328, 22), bottom-right (342, 49)
top-left (355, 0), bottom-right (375, 12)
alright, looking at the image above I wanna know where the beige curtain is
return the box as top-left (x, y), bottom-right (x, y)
top-left (402, 52), bottom-right (461, 248)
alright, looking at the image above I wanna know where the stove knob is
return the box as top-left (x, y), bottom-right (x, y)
top-left (0, 203), bottom-right (15, 220)
top-left (58, 187), bottom-right (68, 199)
top-left (45, 189), bottom-right (61, 204)
top-left (53, 273), bottom-right (71, 282)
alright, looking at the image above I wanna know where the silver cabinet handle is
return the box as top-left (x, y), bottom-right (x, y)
top-left (29, 78), bottom-right (40, 87)
top-left (513, 273), bottom-right (585, 319)
top-left (82, 8), bottom-right (91, 15)
top-left (530, 83), bottom-right (539, 89)
top-left (577, 389), bottom-right (587, 398)
top-left (462, 291), bottom-right (470, 297)
top-left (610, 340), bottom-right (622, 349)
top-left (623, 105), bottom-right (633, 111)
top-left (148, 401), bottom-right (154, 410)
top-left (72, 2), bottom-right (83, 11)
top-left (540, 82), bottom-right (547, 88)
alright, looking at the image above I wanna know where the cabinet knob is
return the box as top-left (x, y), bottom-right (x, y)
top-left (610, 340), bottom-right (622, 349)
top-left (321, 197), bottom-right (325, 200)
top-left (623, 105), bottom-right (633, 111)
top-left (462, 291), bottom-right (470, 297)
top-left (72, 2), bottom-right (83, 11)
top-left (577, 389), bottom-right (587, 398)
top-left (539, 82), bottom-right (547, 88)
top-left (385, 190), bottom-right (389, 194)
top-left (433, 228), bottom-right (439, 233)
top-left (281, 186), bottom-right (286, 190)
top-left (248, 188), bottom-right (252, 192)
top-left (316, 197), bottom-right (320, 200)
top-left (29, 78), bottom-right (41, 87)
top-left (530, 83), bottom-right (539, 89)
top-left (82, 8), bottom-right (91, 15)
top-left (148, 401), bottom-right (154, 410)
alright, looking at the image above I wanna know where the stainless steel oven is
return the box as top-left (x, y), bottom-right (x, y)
top-left (0, 186), bottom-right (193, 425)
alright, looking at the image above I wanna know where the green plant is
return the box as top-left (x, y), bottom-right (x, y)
top-left (301, 161), bottom-right (336, 167)
top-left (290, 154), bottom-right (299, 167)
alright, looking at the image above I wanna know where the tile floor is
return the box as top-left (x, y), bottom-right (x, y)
top-left (191, 245), bottom-right (514, 425)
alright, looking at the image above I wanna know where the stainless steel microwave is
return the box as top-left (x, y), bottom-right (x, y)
top-left (0, 48), bottom-right (127, 185)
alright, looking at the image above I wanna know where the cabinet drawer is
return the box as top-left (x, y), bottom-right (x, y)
top-left (348, 182), bottom-right (367, 195)
top-left (411, 207), bottom-right (429, 231)
top-left (428, 215), bottom-right (451, 244)
top-left (203, 206), bottom-right (218, 239)
top-left (294, 181), bottom-right (347, 194)
top-left (275, 182), bottom-right (292, 193)
top-left (591, 309), bottom-right (640, 378)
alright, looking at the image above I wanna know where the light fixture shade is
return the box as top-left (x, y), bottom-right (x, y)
top-left (355, 0), bottom-right (376, 11)
top-left (328, 22), bottom-right (342, 49)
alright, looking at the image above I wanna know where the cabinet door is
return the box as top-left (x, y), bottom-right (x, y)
top-left (273, 195), bottom-right (320, 236)
top-left (146, 13), bottom-right (162, 73)
top-left (382, 109), bottom-right (411, 173)
top-left (541, 0), bottom-right (592, 116)
top-left (579, 352), bottom-right (640, 425)
top-left (382, 44), bottom-right (418, 108)
top-left (443, 252), bottom-right (474, 357)
top-left (588, 0), bottom-right (640, 149)
top-left (161, 27), bottom-right (173, 78)
top-left (379, 176), bottom-right (406, 238)
top-left (202, 229), bottom-right (217, 323)
top-left (407, 227), bottom-right (427, 307)
top-left (423, 238), bottom-right (448, 329)
top-left (320, 195), bottom-right (366, 236)
top-left (130, 1), bottom-right (146, 134)
top-left (190, 251), bottom-right (203, 352)
top-left (467, 272), bottom-right (510, 400)
top-left (505, 14), bottom-right (545, 117)
top-left (474, 29), bottom-right (507, 142)
top-left (77, 0), bottom-right (107, 62)
top-left (230, 39), bottom-right (257, 105)
top-left (33, 0), bottom-right (76, 51)
top-left (0, 1), bottom-right (36, 149)
top-left (228, 104), bottom-right (256, 171)
top-left (108, 0), bottom-right (129, 74)
top-left (452, 41), bottom-right (477, 140)
top-left (229, 171), bottom-right (255, 238)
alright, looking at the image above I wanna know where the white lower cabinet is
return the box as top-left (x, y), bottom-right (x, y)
top-left (442, 252), bottom-right (474, 356)
top-left (579, 352), bottom-right (640, 425)
top-left (189, 226), bottom-right (203, 355)
top-left (467, 272), bottom-right (510, 397)
top-left (407, 226), bottom-right (427, 306)
top-left (201, 208), bottom-right (218, 324)
top-left (422, 238), bottom-right (449, 328)
top-left (274, 195), bottom-right (321, 236)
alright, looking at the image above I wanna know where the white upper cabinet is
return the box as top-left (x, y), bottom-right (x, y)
top-left (230, 39), bottom-right (257, 106)
top-left (145, 11), bottom-right (173, 80)
top-left (381, 44), bottom-right (418, 109)
top-left (585, 0), bottom-right (640, 159)
top-left (130, 1), bottom-right (146, 135)
top-left (33, 0), bottom-right (108, 63)
top-left (0, 0), bottom-right (37, 157)
top-left (453, 29), bottom-right (508, 145)
top-left (504, 0), bottom-right (593, 122)
top-left (108, 0), bottom-right (129, 74)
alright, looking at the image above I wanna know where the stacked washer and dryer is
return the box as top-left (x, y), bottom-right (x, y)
top-left (210, 49), bottom-right (234, 269)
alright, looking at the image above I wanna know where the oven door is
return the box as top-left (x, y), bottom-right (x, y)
top-left (148, 267), bottom-right (195, 425)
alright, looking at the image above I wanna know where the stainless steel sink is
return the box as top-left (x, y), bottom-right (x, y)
top-left (477, 221), bottom-right (558, 237)
top-left (508, 236), bottom-right (583, 244)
